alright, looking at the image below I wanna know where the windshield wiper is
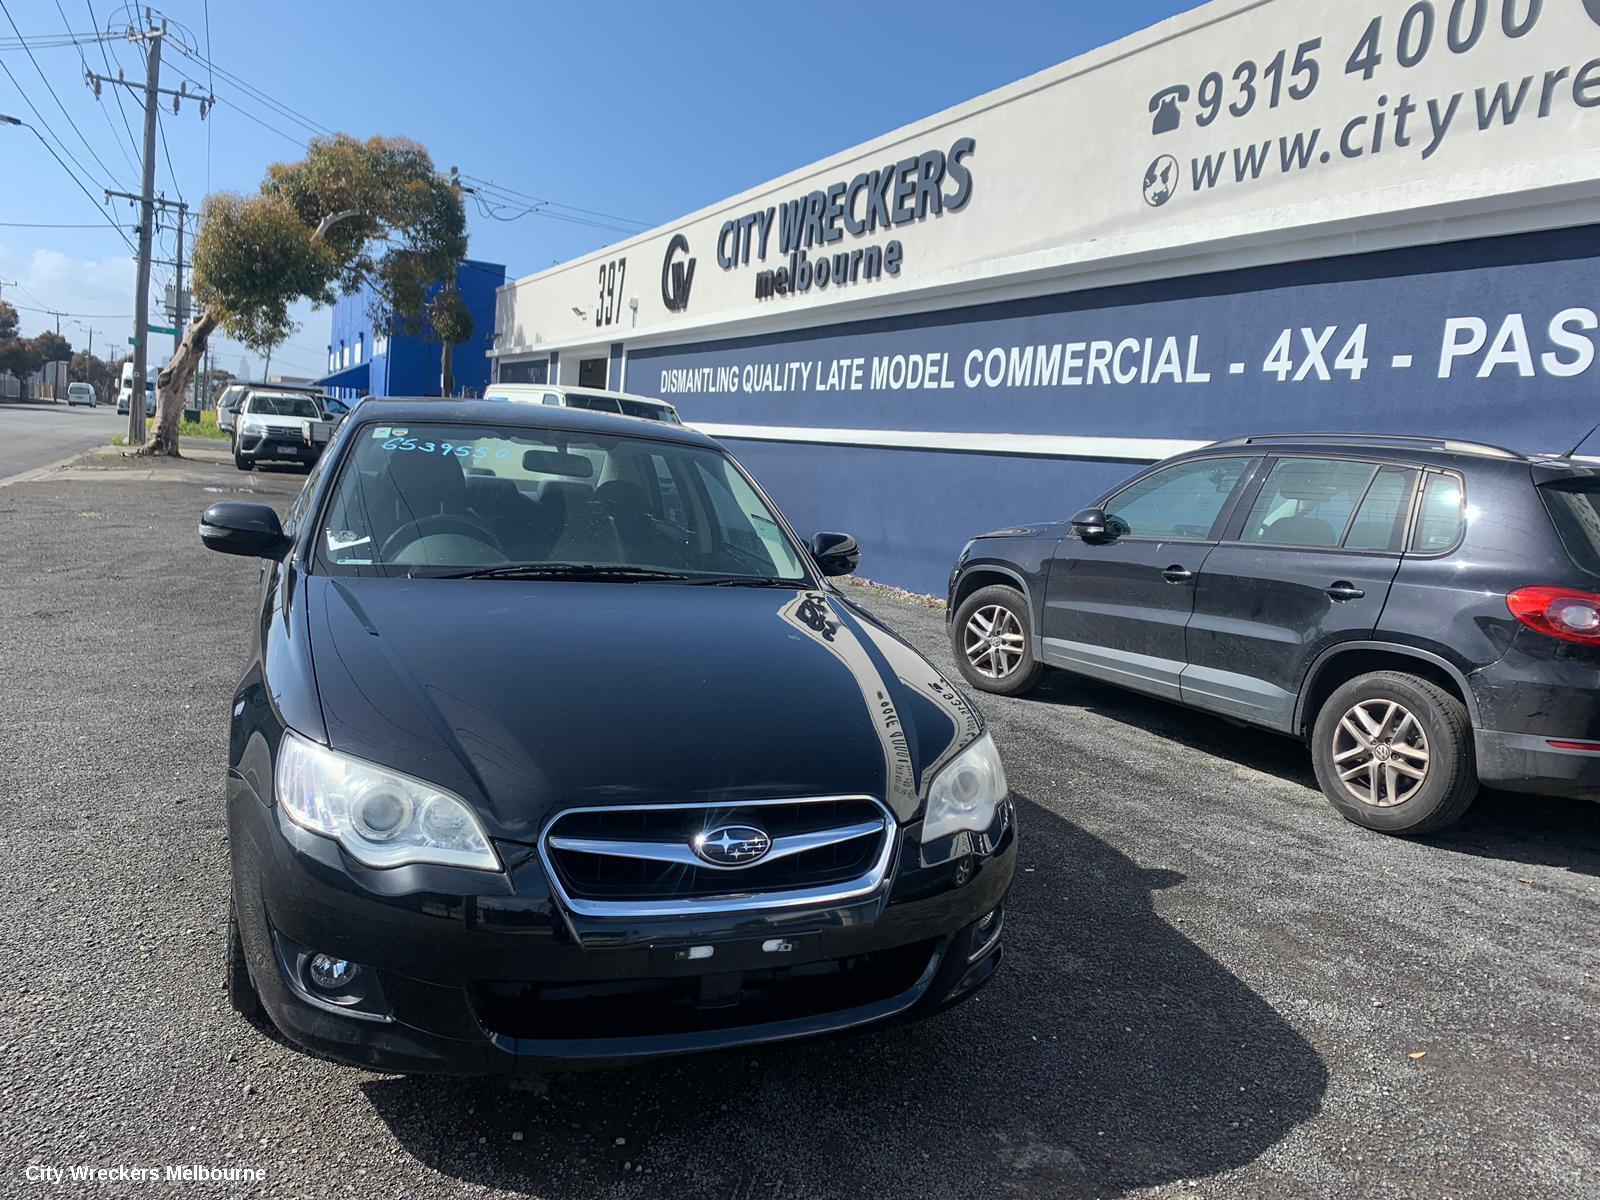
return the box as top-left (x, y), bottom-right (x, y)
top-left (425, 564), bottom-right (692, 582)
top-left (684, 575), bottom-right (808, 588)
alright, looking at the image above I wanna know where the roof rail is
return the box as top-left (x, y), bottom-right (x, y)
top-left (1208, 432), bottom-right (1522, 459)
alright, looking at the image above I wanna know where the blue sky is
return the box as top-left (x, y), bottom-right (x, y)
top-left (1, 0), bottom-right (1203, 380)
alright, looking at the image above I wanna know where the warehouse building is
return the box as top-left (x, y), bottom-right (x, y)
top-left (493, 0), bottom-right (1600, 594)
top-left (323, 259), bottom-right (505, 402)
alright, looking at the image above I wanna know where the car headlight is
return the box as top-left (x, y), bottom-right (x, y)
top-left (239, 418), bottom-right (264, 436)
top-left (274, 732), bottom-right (500, 871)
top-left (921, 732), bottom-right (1008, 842)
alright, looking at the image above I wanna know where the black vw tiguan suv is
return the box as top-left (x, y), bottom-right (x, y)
top-left (948, 433), bottom-right (1600, 835)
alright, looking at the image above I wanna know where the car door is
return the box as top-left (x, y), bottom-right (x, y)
top-left (1041, 454), bottom-right (1257, 702)
top-left (1182, 456), bottom-right (1417, 731)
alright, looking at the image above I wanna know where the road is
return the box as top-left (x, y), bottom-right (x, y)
top-left (0, 402), bottom-right (125, 483)
top-left (0, 453), bottom-right (1595, 1199)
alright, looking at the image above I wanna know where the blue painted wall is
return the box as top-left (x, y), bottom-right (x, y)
top-left (327, 259), bottom-right (505, 399)
top-left (627, 225), bottom-right (1600, 595)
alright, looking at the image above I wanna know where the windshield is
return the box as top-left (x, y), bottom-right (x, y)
top-left (248, 392), bottom-right (320, 418)
top-left (314, 420), bottom-right (812, 582)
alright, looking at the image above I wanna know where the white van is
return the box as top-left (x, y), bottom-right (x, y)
top-left (116, 361), bottom-right (134, 410)
top-left (481, 383), bottom-right (681, 425)
top-left (67, 382), bottom-right (97, 407)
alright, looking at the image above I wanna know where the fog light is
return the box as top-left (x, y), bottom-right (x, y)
top-left (968, 905), bottom-right (1004, 962)
top-left (307, 953), bottom-right (360, 992)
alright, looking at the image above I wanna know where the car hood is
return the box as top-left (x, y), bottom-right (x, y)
top-left (301, 577), bottom-right (982, 840)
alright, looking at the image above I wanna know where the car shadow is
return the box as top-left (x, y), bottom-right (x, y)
top-left (1019, 672), bottom-right (1600, 878)
top-left (360, 795), bottom-right (1328, 1198)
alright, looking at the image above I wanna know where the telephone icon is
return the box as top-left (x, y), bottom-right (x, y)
top-left (1150, 85), bottom-right (1189, 136)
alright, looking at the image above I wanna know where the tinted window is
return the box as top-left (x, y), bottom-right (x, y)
top-left (1343, 467), bottom-right (1415, 552)
top-left (1104, 457), bottom-right (1251, 541)
top-left (564, 392), bottom-right (623, 414)
top-left (618, 398), bottom-right (674, 423)
top-left (1241, 458), bottom-right (1377, 547)
top-left (1540, 481), bottom-right (1600, 577)
top-left (247, 392), bottom-right (320, 418)
top-left (1411, 473), bottom-right (1465, 553)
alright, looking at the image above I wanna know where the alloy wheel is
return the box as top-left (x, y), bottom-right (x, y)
top-left (1330, 698), bottom-right (1430, 808)
top-left (962, 604), bottom-right (1026, 679)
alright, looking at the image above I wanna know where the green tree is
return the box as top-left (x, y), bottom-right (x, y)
top-left (0, 304), bottom-right (45, 394)
top-left (70, 349), bottom-right (114, 398)
top-left (31, 329), bottom-right (72, 365)
top-left (429, 285), bottom-right (473, 397)
top-left (141, 133), bottom-right (468, 455)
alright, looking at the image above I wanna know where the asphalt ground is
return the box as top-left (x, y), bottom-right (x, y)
top-left (0, 453), bottom-right (1595, 1199)
top-left (0, 404), bottom-right (125, 483)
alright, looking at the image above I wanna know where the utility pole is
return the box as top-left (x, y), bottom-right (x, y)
top-left (127, 21), bottom-right (161, 445)
top-left (87, 14), bottom-right (211, 446)
top-left (171, 204), bottom-right (188, 368)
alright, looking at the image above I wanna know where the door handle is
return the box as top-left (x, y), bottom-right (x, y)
top-left (1324, 581), bottom-right (1366, 601)
top-left (1162, 565), bottom-right (1193, 584)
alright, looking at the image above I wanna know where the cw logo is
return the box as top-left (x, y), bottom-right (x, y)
top-left (660, 234), bottom-right (696, 313)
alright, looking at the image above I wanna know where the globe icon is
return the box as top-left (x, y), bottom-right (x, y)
top-left (1143, 154), bottom-right (1179, 207)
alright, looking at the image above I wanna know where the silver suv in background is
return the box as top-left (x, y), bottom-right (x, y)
top-left (483, 383), bottom-right (681, 424)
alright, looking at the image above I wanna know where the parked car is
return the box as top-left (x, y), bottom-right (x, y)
top-left (231, 389), bottom-right (327, 470)
top-left (947, 433), bottom-right (1600, 835)
top-left (199, 399), bottom-right (1012, 1073)
top-left (116, 381), bottom-right (155, 416)
top-left (217, 382), bottom-right (324, 436)
top-left (66, 382), bottom-right (96, 407)
top-left (483, 382), bottom-right (682, 425)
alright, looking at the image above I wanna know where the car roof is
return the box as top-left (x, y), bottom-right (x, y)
top-left (1196, 432), bottom-right (1575, 471)
top-left (487, 382), bottom-right (677, 410)
top-left (352, 397), bottom-right (719, 449)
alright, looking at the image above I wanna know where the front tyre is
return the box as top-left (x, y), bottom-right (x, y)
top-left (1310, 670), bottom-right (1478, 835)
top-left (232, 432), bottom-right (252, 472)
top-left (951, 584), bottom-right (1043, 696)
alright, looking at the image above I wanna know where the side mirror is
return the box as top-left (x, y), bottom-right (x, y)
top-left (1070, 506), bottom-right (1110, 542)
top-left (200, 501), bottom-right (291, 560)
top-left (810, 531), bottom-right (861, 578)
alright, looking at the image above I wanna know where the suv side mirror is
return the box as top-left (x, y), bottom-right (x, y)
top-left (810, 531), bottom-right (861, 577)
top-left (200, 501), bottom-right (291, 560)
top-left (1070, 507), bottom-right (1110, 542)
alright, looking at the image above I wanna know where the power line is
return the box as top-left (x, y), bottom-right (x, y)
top-left (85, 0), bottom-right (141, 172)
top-left (50, 0), bottom-right (135, 179)
top-left (9, 300), bottom-right (134, 319)
top-left (0, 95), bottom-right (137, 253)
top-left (169, 42), bottom-right (654, 237)
top-left (0, 0), bottom-right (125, 189)
top-left (0, 220), bottom-right (118, 228)
top-left (460, 174), bottom-right (652, 230)
top-left (156, 104), bottom-right (183, 204)
top-left (200, 0), bottom-right (210, 192)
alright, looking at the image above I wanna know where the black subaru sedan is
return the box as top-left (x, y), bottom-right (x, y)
top-left (201, 400), bottom-right (1013, 1074)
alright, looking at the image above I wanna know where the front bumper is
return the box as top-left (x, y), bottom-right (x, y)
top-left (228, 778), bottom-right (1015, 1074)
top-left (237, 431), bottom-right (320, 463)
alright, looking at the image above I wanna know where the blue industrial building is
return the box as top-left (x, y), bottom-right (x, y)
top-left (321, 259), bottom-right (505, 401)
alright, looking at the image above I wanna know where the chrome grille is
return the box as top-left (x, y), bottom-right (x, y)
top-left (539, 796), bottom-right (895, 917)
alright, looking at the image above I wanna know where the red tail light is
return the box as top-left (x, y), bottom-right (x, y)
top-left (1507, 587), bottom-right (1600, 645)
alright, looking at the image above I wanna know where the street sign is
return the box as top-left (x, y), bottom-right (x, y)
top-left (148, 325), bottom-right (178, 336)
top-left (127, 336), bottom-right (140, 346)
